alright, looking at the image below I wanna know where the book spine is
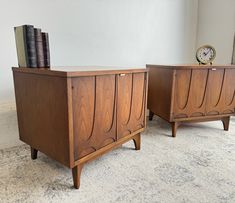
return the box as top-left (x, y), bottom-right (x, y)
top-left (34, 28), bottom-right (45, 67)
top-left (42, 32), bottom-right (50, 67)
top-left (24, 25), bottom-right (37, 67)
top-left (14, 26), bottom-right (29, 67)
top-left (22, 27), bottom-right (30, 67)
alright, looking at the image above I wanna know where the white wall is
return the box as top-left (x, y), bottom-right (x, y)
top-left (197, 0), bottom-right (235, 64)
top-left (0, 0), bottom-right (198, 149)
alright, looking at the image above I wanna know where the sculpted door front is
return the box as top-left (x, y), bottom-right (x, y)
top-left (72, 75), bottom-right (117, 160)
top-left (173, 69), bottom-right (208, 119)
top-left (206, 68), bottom-right (235, 115)
top-left (117, 72), bottom-right (147, 139)
top-left (173, 68), bottom-right (235, 119)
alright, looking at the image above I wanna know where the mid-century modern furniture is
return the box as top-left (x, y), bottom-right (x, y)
top-left (147, 64), bottom-right (235, 137)
top-left (12, 66), bottom-right (148, 189)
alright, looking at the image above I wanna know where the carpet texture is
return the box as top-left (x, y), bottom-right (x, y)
top-left (0, 117), bottom-right (235, 203)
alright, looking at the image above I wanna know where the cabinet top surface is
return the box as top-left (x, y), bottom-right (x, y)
top-left (147, 64), bottom-right (235, 70)
top-left (12, 66), bottom-right (147, 77)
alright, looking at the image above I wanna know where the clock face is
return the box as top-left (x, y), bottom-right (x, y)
top-left (196, 45), bottom-right (216, 64)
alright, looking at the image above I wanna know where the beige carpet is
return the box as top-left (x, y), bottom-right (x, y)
top-left (0, 117), bottom-right (235, 203)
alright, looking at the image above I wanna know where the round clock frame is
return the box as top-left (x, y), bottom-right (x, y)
top-left (196, 45), bottom-right (216, 65)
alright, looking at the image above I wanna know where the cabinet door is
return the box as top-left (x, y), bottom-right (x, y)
top-left (206, 68), bottom-right (235, 115)
top-left (117, 72), bottom-right (147, 139)
top-left (72, 75), bottom-right (117, 160)
top-left (173, 69), bottom-right (208, 119)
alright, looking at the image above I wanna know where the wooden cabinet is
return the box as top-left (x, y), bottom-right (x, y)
top-left (147, 64), bottom-right (235, 137)
top-left (12, 67), bottom-right (148, 189)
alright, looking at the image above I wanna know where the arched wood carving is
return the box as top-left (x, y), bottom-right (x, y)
top-left (117, 73), bottom-right (146, 138)
top-left (72, 72), bottom-right (147, 160)
top-left (72, 75), bottom-right (116, 159)
top-left (173, 68), bottom-right (235, 119)
top-left (174, 69), bottom-right (208, 118)
top-left (206, 68), bottom-right (235, 115)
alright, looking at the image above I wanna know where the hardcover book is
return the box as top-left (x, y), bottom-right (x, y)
top-left (14, 26), bottom-right (28, 67)
top-left (34, 28), bottom-right (45, 67)
top-left (14, 25), bottom-right (37, 68)
top-left (24, 25), bottom-right (37, 67)
top-left (42, 32), bottom-right (50, 67)
top-left (14, 25), bottom-right (50, 68)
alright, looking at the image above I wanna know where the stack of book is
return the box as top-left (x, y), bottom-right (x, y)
top-left (14, 25), bottom-right (50, 68)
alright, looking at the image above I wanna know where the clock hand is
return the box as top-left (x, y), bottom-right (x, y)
top-left (205, 49), bottom-right (210, 56)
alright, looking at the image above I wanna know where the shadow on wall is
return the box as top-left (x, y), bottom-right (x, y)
top-left (0, 101), bottom-right (22, 149)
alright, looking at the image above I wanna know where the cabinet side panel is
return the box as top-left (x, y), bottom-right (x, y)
top-left (147, 67), bottom-right (173, 121)
top-left (13, 72), bottom-right (70, 166)
top-left (72, 75), bottom-right (116, 160)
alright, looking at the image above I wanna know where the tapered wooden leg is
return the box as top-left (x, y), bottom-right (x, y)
top-left (72, 164), bottom-right (83, 189)
top-left (30, 147), bottom-right (38, 160)
top-left (221, 116), bottom-right (230, 131)
top-left (132, 133), bottom-right (141, 150)
top-left (171, 122), bottom-right (179, 137)
top-left (149, 111), bottom-right (154, 121)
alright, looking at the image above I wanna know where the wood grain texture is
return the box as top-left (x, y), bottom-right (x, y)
top-left (147, 67), bottom-right (174, 121)
top-left (72, 75), bottom-right (117, 160)
top-left (66, 78), bottom-right (75, 167)
top-left (72, 164), bottom-right (83, 189)
top-left (12, 67), bottom-right (147, 189)
top-left (74, 128), bottom-right (144, 166)
top-left (147, 64), bottom-right (235, 137)
top-left (117, 73), bottom-right (147, 139)
top-left (147, 64), bottom-right (234, 70)
top-left (13, 71), bottom-right (70, 166)
top-left (206, 68), bottom-right (235, 115)
top-left (171, 122), bottom-right (180, 138)
top-left (222, 116), bottom-right (230, 131)
top-left (173, 69), bottom-right (208, 119)
top-left (132, 133), bottom-right (141, 150)
top-left (12, 67), bottom-right (147, 77)
top-left (206, 69), bottom-right (225, 115)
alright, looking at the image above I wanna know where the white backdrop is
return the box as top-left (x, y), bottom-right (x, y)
top-left (0, 0), bottom-right (199, 148)
top-left (0, 0), bottom-right (198, 102)
top-left (197, 0), bottom-right (235, 64)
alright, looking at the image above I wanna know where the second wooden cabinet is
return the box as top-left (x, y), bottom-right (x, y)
top-left (147, 64), bottom-right (235, 137)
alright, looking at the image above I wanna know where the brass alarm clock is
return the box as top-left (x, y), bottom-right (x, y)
top-left (196, 45), bottom-right (216, 65)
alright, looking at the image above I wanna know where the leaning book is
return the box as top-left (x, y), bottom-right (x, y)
top-left (14, 25), bottom-right (37, 68)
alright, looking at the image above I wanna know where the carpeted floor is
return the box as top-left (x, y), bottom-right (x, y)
top-left (0, 117), bottom-right (235, 203)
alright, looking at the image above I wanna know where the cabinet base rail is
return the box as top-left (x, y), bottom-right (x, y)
top-left (30, 131), bottom-right (142, 189)
top-left (149, 111), bottom-right (232, 137)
